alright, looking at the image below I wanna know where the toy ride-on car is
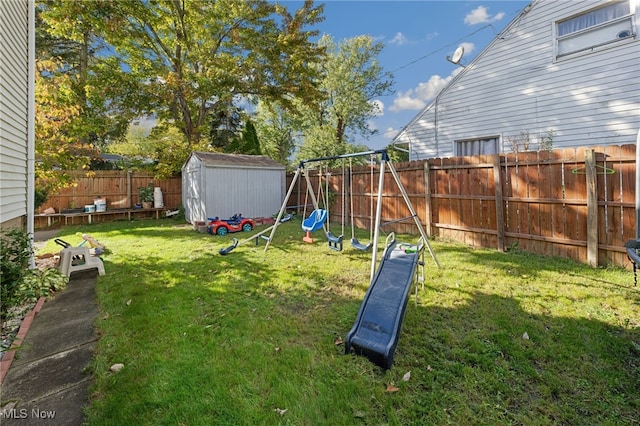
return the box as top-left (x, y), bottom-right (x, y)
top-left (207, 214), bottom-right (255, 236)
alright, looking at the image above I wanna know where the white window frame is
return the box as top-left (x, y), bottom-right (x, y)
top-left (454, 136), bottom-right (500, 157)
top-left (554, 0), bottom-right (637, 61)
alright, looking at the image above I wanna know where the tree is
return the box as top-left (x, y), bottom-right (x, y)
top-left (208, 102), bottom-right (243, 151)
top-left (90, 0), bottom-right (326, 147)
top-left (38, 0), bottom-right (133, 149)
top-left (229, 120), bottom-right (262, 155)
top-left (34, 58), bottom-right (88, 193)
top-left (294, 34), bottom-right (394, 160)
top-left (385, 143), bottom-right (410, 163)
top-left (254, 100), bottom-right (298, 165)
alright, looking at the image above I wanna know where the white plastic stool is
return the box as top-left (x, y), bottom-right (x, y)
top-left (57, 246), bottom-right (105, 277)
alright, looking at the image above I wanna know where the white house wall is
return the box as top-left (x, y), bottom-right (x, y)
top-left (0, 0), bottom-right (30, 227)
top-left (398, 0), bottom-right (640, 160)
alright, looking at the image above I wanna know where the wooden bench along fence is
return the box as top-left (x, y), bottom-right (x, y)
top-left (286, 144), bottom-right (636, 268)
top-left (36, 172), bottom-right (182, 228)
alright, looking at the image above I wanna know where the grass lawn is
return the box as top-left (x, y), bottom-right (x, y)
top-left (39, 219), bottom-right (640, 425)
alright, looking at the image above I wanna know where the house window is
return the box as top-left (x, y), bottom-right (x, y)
top-left (455, 137), bottom-right (498, 156)
top-left (556, 1), bottom-right (635, 58)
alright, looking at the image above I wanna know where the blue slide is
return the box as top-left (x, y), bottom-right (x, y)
top-left (345, 237), bottom-right (422, 369)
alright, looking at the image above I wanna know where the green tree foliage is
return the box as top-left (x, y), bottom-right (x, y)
top-left (109, 124), bottom-right (203, 178)
top-left (254, 101), bottom-right (298, 165)
top-left (36, 0), bottom-right (136, 195)
top-left (38, 1), bottom-right (133, 149)
top-left (34, 57), bottom-right (89, 193)
top-left (385, 144), bottom-right (410, 163)
top-left (90, 0), bottom-right (326, 147)
top-left (228, 120), bottom-right (261, 155)
top-left (294, 34), bottom-right (394, 162)
top-left (208, 103), bottom-right (243, 151)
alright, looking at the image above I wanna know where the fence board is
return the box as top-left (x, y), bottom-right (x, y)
top-left (39, 144), bottom-right (636, 268)
top-left (40, 172), bottom-right (182, 214)
top-left (304, 144), bottom-right (636, 268)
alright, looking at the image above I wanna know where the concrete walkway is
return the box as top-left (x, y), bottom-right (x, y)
top-left (0, 270), bottom-right (98, 425)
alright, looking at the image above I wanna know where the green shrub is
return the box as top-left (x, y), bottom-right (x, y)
top-left (0, 228), bottom-right (33, 318)
top-left (34, 186), bottom-right (49, 210)
top-left (20, 268), bottom-right (68, 301)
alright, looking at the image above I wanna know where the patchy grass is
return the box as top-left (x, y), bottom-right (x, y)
top-left (39, 219), bottom-right (640, 425)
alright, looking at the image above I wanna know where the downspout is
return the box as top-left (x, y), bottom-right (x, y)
top-left (636, 128), bottom-right (640, 239)
top-left (27, 0), bottom-right (36, 269)
top-left (434, 96), bottom-right (439, 154)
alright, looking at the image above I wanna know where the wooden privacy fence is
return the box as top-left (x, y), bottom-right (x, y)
top-left (41, 171), bottom-right (182, 213)
top-left (286, 144), bottom-right (636, 268)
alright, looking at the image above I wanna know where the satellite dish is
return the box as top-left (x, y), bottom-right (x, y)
top-left (449, 46), bottom-right (465, 65)
top-left (451, 46), bottom-right (464, 63)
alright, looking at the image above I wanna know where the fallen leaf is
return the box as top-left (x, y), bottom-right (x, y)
top-left (386, 384), bottom-right (399, 393)
top-left (274, 408), bottom-right (287, 416)
top-left (402, 371), bottom-right (411, 381)
top-left (522, 331), bottom-right (530, 340)
top-left (334, 336), bottom-right (343, 345)
top-left (110, 363), bottom-right (124, 373)
top-left (353, 410), bottom-right (366, 418)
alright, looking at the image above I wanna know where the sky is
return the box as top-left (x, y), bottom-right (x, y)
top-left (296, 0), bottom-right (531, 150)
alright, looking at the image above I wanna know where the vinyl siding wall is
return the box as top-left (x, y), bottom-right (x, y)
top-left (397, 0), bottom-right (640, 160)
top-left (182, 155), bottom-right (286, 223)
top-left (0, 0), bottom-right (29, 227)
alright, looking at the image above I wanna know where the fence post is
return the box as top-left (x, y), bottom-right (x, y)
top-left (492, 154), bottom-right (506, 252)
top-left (585, 149), bottom-right (598, 266)
top-left (424, 161), bottom-right (432, 237)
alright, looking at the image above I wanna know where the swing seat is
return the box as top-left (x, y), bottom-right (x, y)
top-left (219, 238), bottom-right (239, 255)
top-left (327, 232), bottom-right (343, 251)
top-left (301, 209), bottom-right (327, 232)
top-left (351, 237), bottom-right (372, 251)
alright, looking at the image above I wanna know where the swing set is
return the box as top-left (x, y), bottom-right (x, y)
top-left (298, 156), bottom-right (375, 252)
top-left (220, 149), bottom-right (439, 278)
top-left (219, 149), bottom-right (442, 369)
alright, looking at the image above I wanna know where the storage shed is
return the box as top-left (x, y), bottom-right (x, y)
top-left (182, 152), bottom-right (286, 224)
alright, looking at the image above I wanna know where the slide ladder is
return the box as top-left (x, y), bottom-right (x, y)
top-left (345, 234), bottom-right (423, 369)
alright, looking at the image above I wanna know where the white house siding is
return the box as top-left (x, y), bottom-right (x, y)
top-left (396, 0), bottom-right (640, 160)
top-left (0, 0), bottom-right (30, 228)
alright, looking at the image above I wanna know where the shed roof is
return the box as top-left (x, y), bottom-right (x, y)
top-left (189, 152), bottom-right (285, 169)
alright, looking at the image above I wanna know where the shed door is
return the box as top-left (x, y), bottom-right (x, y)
top-left (184, 169), bottom-right (204, 223)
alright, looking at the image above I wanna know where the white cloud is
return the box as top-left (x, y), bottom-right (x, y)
top-left (383, 127), bottom-right (398, 138)
top-left (390, 93), bottom-right (427, 111)
top-left (389, 32), bottom-right (409, 46)
top-left (425, 32), bottom-right (439, 41)
top-left (459, 42), bottom-right (475, 56)
top-left (464, 6), bottom-right (505, 25)
top-left (389, 72), bottom-right (458, 112)
top-left (370, 99), bottom-right (384, 116)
